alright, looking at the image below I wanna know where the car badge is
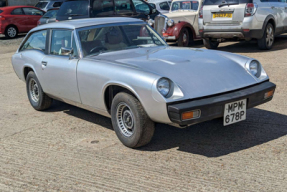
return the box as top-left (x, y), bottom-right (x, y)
top-left (68, 17), bottom-right (72, 20)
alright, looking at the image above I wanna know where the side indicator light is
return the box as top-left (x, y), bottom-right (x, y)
top-left (182, 110), bottom-right (201, 121)
top-left (264, 89), bottom-right (275, 99)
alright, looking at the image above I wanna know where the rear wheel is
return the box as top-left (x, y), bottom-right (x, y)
top-left (203, 38), bottom-right (219, 49)
top-left (111, 92), bottom-right (155, 148)
top-left (5, 26), bottom-right (18, 39)
top-left (26, 71), bottom-right (52, 111)
top-left (258, 23), bottom-right (274, 50)
top-left (178, 28), bottom-right (193, 47)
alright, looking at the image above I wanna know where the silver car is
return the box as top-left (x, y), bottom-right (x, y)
top-left (12, 18), bottom-right (276, 148)
top-left (198, 0), bottom-right (287, 49)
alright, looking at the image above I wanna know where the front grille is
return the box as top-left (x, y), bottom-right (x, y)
top-left (154, 15), bottom-right (166, 35)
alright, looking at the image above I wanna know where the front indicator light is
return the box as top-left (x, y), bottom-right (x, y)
top-left (264, 89), bottom-right (275, 99)
top-left (182, 110), bottom-right (201, 121)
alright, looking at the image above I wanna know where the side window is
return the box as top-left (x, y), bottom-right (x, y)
top-left (53, 2), bottom-right (63, 7)
top-left (91, 0), bottom-right (114, 17)
top-left (149, 3), bottom-right (156, 8)
top-left (20, 30), bottom-right (47, 52)
top-left (11, 8), bottom-right (24, 15)
top-left (50, 30), bottom-right (72, 55)
top-left (23, 8), bottom-right (44, 16)
top-left (132, 0), bottom-right (151, 14)
top-left (159, 2), bottom-right (170, 10)
top-left (115, 0), bottom-right (134, 14)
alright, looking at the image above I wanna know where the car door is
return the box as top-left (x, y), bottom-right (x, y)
top-left (9, 8), bottom-right (27, 32)
top-left (40, 29), bottom-right (81, 103)
top-left (22, 8), bottom-right (44, 31)
top-left (283, 0), bottom-right (287, 30)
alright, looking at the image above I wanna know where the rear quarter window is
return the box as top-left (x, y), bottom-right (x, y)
top-left (0, 10), bottom-right (3, 14)
top-left (203, 0), bottom-right (252, 5)
top-left (20, 30), bottom-right (47, 52)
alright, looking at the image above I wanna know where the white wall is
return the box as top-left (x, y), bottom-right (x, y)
top-left (8, 0), bottom-right (39, 6)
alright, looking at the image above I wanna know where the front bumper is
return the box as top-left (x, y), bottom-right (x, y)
top-left (167, 81), bottom-right (276, 126)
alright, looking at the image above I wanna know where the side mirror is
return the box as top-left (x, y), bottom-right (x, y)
top-left (152, 8), bottom-right (157, 14)
top-left (60, 47), bottom-right (73, 57)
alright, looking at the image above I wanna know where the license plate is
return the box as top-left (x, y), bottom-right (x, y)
top-left (213, 13), bottom-right (232, 18)
top-left (224, 99), bottom-right (246, 126)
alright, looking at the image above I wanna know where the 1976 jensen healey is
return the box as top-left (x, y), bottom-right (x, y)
top-left (12, 18), bottom-right (276, 148)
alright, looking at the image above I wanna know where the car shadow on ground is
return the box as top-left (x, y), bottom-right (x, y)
top-left (186, 34), bottom-right (287, 53)
top-left (47, 101), bottom-right (287, 157)
top-left (0, 34), bottom-right (26, 40)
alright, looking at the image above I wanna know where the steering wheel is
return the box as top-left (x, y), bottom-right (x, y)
top-left (90, 46), bottom-right (107, 55)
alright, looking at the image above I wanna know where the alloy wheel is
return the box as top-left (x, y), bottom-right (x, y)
top-left (29, 78), bottom-right (39, 103)
top-left (266, 26), bottom-right (274, 47)
top-left (7, 27), bottom-right (17, 38)
top-left (116, 102), bottom-right (135, 137)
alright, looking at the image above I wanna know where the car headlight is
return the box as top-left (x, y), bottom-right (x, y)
top-left (246, 60), bottom-right (261, 78)
top-left (157, 78), bottom-right (171, 97)
top-left (148, 19), bottom-right (154, 26)
top-left (167, 19), bottom-right (174, 27)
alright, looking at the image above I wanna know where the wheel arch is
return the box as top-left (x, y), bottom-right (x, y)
top-left (103, 83), bottom-right (143, 114)
top-left (23, 65), bottom-right (38, 81)
top-left (5, 24), bottom-right (18, 33)
top-left (263, 15), bottom-right (276, 33)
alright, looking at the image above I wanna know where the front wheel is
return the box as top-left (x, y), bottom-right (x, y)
top-left (26, 71), bottom-right (52, 111)
top-left (258, 23), bottom-right (274, 50)
top-left (111, 92), bottom-right (155, 148)
top-left (178, 28), bottom-right (193, 47)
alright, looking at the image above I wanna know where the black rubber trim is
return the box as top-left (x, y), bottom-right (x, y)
top-left (167, 81), bottom-right (276, 126)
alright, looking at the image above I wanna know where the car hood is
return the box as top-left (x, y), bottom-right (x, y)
top-left (93, 47), bottom-right (263, 100)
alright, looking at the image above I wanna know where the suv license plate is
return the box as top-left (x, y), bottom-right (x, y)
top-left (213, 13), bottom-right (232, 18)
top-left (224, 99), bottom-right (246, 126)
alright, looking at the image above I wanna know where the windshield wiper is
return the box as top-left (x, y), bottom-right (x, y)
top-left (218, 2), bottom-right (238, 7)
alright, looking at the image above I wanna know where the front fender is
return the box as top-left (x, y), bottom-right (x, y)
top-left (164, 21), bottom-right (195, 39)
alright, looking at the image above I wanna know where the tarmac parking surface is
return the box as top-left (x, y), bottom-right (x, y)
top-left (0, 34), bottom-right (287, 191)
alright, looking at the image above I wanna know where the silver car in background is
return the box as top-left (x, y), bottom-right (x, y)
top-left (198, 0), bottom-right (287, 49)
top-left (12, 18), bottom-right (276, 148)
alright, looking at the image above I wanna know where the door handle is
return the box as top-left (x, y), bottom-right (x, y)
top-left (271, 6), bottom-right (275, 9)
top-left (285, 7), bottom-right (287, 9)
top-left (42, 61), bottom-right (48, 66)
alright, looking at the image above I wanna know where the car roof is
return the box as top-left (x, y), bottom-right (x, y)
top-left (0, 6), bottom-right (38, 10)
top-left (148, 0), bottom-right (170, 3)
top-left (31, 17), bottom-right (145, 32)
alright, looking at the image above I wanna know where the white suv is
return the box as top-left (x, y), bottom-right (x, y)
top-left (198, 0), bottom-right (287, 49)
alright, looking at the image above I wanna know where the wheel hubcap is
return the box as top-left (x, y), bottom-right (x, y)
top-left (116, 102), bottom-right (134, 137)
top-left (266, 26), bottom-right (274, 47)
top-left (29, 79), bottom-right (39, 103)
top-left (7, 27), bottom-right (16, 37)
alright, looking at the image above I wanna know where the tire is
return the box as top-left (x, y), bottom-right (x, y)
top-left (5, 26), bottom-right (18, 39)
top-left (26, 71), bottom-right (52, 111)
top-left (111, 92), bottom-right (155, 148)
top-left (178, 28), bottom-right (193, 47)
top-left (258, 23), bottom-right (274, 50)
top-left (203, 38), bottom-right (219, 49)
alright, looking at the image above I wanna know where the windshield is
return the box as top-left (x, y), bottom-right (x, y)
top-left (171, 1), bottom-right (199, 11)
top-left (43, 9), bottom-right (58, 18)
top-left (57, 0), bottom-right (89, 16)
top-left (78, 24), bottom-right (166, 57)
top-left (35, 2), bottom-right (48, 9)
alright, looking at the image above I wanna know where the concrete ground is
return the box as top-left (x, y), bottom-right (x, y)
top-left (0, 34), bottom-right (287, 191)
